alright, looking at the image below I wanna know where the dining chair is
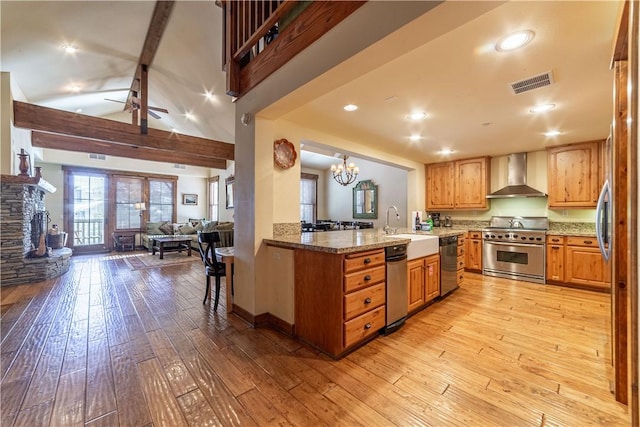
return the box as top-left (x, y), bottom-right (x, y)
top-left (197, 231), bottom-right (227, 310)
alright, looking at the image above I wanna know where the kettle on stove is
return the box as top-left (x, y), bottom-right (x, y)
top-left (444, 216), bottom-right (453, 227)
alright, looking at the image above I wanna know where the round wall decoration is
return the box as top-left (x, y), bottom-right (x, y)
top-left (273, 138), bottom-right (297, 169)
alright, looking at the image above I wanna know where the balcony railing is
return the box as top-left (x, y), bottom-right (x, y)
top-left (221, 0), bottom-right (366, 98)
top-left (74, 219), bottom-right (105, 246)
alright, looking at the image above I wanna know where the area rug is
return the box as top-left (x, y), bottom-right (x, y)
top-left (118, 251), bottom-right (199, 270)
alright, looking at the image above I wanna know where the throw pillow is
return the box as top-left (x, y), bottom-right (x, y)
top-left (194, 221), bottom-right (204, 232)
top-left (178, 223), bottom-right (197, 235)
top-left (158, 221), bottom-right (174, 235)
top-left (203, 221), bottom-right (219, 233)
top-left (146, 222), bottom-right (164, 235)
top-left (188, 218), bottom-right (204, 227)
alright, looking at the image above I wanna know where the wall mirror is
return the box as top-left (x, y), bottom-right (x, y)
top-left (353, 180), bottom-right (377, 219)
top-left (225, 176), bottom-right (235, 209)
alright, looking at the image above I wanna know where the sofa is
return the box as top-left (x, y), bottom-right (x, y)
top-left (141, 220), bottom-right (234, 251)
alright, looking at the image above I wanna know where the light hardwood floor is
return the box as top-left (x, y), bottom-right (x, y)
top-left (1, 251), bottom-right (630, 426)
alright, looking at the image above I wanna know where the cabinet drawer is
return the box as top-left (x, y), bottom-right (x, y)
top-left (344, 305), bottom-right (385, 349)
top-left (468, 231), bottom-right (482, 239)
top-left (344, 283), bottom-right (385, 321)
top-left (457, 269), bottom-right (464, 284)
top-left (546, 235), bottom-right (565, 244)
top-left (457, 255), bottom-right (465, 270)
top-left (566, 236), bottom-right (598, 247)
top-left (344, 266), bottom-right (386, 293)
top-left (344, 250), bottom-right (385, 274)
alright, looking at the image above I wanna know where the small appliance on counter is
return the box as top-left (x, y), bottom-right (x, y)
top-left (444, 216), bottom-right (453, 227)
top-left (430, 212), bottom-right (441, 227)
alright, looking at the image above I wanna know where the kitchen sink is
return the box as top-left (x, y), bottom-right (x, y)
top-left (384, 233), bottom-right (439, 260)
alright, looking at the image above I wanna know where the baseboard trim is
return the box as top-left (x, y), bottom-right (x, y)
top-left (231, 305), bottom-right (294, 336)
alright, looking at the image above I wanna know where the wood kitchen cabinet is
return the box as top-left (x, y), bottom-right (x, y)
top-left (457, 235), bottom-right (465, 285)
top-left (546, 235), bottom-right (565, 282)
top-left (565, 237), bottom-right (610, 290)
top-left (426, 157), bottom-right (490, 210)
top-left (547, 141), bottom-right (603, 208)
top-left (407, 253), bottom-right (440, 314)
top-left (455, 157), bottom-right (490, 209)
top-left (294, 248), bottom-right (386, 357)
top-left (425, 162), bottom-right (454, 209)
top-left (465, 231), bottom-right (483, 272)
top-left (545, 234), bottom-right (610, 291)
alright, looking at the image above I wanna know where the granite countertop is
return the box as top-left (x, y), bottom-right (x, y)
top-left (547, 222), bottom-right (596, 237)
top-left (264, 227), bottom-right (467, 254)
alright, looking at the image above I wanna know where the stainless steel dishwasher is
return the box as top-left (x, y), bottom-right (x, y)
top-left (439, 235), bottom-right (459, 296)
top-left (382, 244), bottom-right (408, 335)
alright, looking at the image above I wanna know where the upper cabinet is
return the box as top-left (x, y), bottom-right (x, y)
top-left (426, 156), bottom-right (490, 210)
top-left (547, 141), bottom-right (602, 208)
top-left (455, 157), bottom-right (490, 209)
top-left (425, 162), bottom-right (454, 209)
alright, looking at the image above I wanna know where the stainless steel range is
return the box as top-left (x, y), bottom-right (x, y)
top-left (482, 216), bottom-right (548, 284)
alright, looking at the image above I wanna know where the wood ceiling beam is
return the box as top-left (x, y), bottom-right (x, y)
top-left (14, 101), bottom-right (234, 161)
top-left (32, 132), bottom-right (227, 170)
top-left (125, 1), bottom-right (175, 113)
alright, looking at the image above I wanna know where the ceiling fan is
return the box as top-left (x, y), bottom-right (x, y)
top-left (104, 96), bottom-right (168, 119)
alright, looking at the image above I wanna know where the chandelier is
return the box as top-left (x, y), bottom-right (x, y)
top-left (330, 155), bottom-right (359, 186)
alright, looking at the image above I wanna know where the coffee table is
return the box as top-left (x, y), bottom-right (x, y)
top-left (152, 236), bottom-right (192, 259)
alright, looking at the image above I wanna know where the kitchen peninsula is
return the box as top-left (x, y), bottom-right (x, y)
top-left (264, 228), bottom-right (460, 358)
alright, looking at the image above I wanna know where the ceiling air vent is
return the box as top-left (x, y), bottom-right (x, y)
top-left (510, 71), bottom-right (554, 94)
top-left (89, 153), bottom-right (106, 160)
top-left (174, 164), bottom-right (186, 169)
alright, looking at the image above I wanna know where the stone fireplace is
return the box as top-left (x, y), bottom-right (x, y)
top-left (1, 175), bottom-right (72, 286)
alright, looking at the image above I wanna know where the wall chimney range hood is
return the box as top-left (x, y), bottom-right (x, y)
top-left (486, 153), bottom-right (547, 198)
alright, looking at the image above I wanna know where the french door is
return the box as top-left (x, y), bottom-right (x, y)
top-left (66, 171), bottom-right (108, 253)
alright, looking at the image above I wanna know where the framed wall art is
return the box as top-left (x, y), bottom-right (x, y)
top-left (183, 194), bottom-right (198, 205)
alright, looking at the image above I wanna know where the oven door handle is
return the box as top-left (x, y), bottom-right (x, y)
top-left (484, 240), bottom-right (542, 249)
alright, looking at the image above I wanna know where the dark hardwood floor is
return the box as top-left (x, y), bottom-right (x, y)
top-left (0, 251), bottom-right (630, 426)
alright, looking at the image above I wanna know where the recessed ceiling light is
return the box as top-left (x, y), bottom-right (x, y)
top-left (343, 104), bottom-right (358, 112)
top-left (407, 111), bottom-right (427, 121)
top-left (75, 108), bottom-right (83, 113)
top-left (544, 130), bottom-right (561, 137)
top-left (409, 135), bottom-right (422, 142)
top-left (184, 112), bottom-right (195, 121)
top-left (171, 128), bottom-right (180, 133)
top-left (495, 30), bottom-right (535, 52)
top-left (530, 103), bottom-right (556, 113)
top-left (69, 84), bottom-right (81, 93)
top-left (439, 149), bottom-right (455, 155)
top-left (204, 90), bottom-right (214, 100)
top-left (61, 44), bottom-right (77, 54)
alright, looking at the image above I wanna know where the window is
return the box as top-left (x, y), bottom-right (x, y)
top-left (209, 176), bottom-right (219, 221)
top-left (114, 176), bottom-right (143, 230)
top-left (149, 179), bottom-right (174, 222)
top-left (300, 173), bottom-right (318, 223)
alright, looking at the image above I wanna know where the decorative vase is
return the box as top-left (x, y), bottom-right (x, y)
top-left (17, 149), bottom-right (30, 176)
top-left (34, 166), bottom-right (42, 180)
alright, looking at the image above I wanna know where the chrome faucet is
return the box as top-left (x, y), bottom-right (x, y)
top-left (384, 205), bottom-right (400, 234)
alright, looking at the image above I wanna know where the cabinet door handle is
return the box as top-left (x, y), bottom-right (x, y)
top-left (364, 275), bottom-right (371, 281)
top-left (552, 246), bottom-right (560, 249)
top-left (583, 240), bottom-right (593, 245)
top-left (364, 323), bottom-right (372, 330)
top-left (364, 297), bottom-right (372, 304)
top-left (552, 238), bottom-right (560, 242)
top-left (364, 258), bottom-right (371, 264)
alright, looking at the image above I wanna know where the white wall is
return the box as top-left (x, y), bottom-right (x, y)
top-left (324, 156), bottom-right (408, 228)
